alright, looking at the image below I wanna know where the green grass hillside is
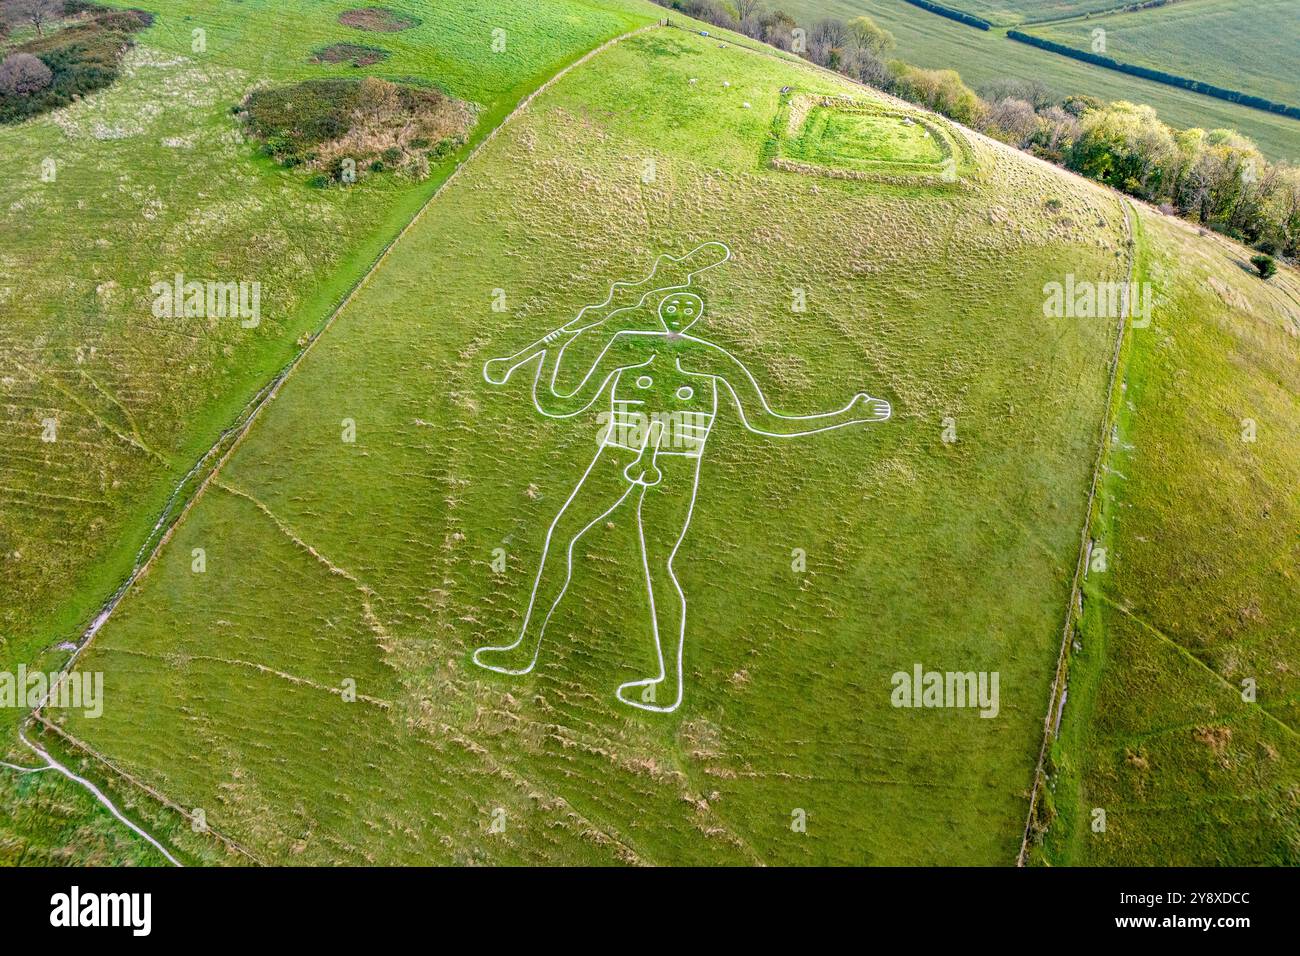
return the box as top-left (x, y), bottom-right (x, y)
top-left (1036, 210), bottom-right (1300, 865)
top-left (54, 25), bottom-right (1131, 864)
top-left (0, 0), bottom-right (653, 686)
top-left (3, 0), bottom-right (1297, 869)
top-left (0, 0), bottom-right (654, 864)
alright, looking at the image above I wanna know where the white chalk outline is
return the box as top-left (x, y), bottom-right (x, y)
top-left (6, 723), bottom-right (182, 866)
top-left (473, 243), bottom-right (891, 713)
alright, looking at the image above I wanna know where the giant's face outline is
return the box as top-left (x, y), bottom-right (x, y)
top-left (658, 292), bottom-right (704, 334)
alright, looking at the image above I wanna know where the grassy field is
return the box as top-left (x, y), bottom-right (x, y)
top-left (1027, 0), bottom-right (1300, 111)
top-left (48, 23), bottom-right (1133, 865)
top-left (774, 0), bottom-right (1300, 160)
top-left (0, 751), bottom-right (228, 865)
top-left (1035, 210), bottom-right (1300, 865)
top-left (913, 0), bottom-right (1130, 28)
top-left (811, 108), bottom-right (943, 165)
top-left (0, 0), bottom-right (654, 864)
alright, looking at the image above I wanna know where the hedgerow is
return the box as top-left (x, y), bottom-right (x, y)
top-left (900, 0), bottom-right (990, 31)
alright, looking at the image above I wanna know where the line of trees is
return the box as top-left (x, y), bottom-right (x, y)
top-left (983, 86), bottom-right (1299, 257)
top-left (651, 0), bottom-right (1300, 260)
top-left (0, 0), bottom-right (63, 38)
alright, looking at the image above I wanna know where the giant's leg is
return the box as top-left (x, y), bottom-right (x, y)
top-left (615, 453), bottom-right (703, 712)
top-left (474, 447), bottom-right (636, 674)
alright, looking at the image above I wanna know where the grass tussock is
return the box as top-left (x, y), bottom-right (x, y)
top-left (338, 6), bottom-right (419, 33)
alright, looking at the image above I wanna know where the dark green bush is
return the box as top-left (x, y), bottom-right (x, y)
top-left (1251, 254), bottom-right (1278, 279)
top-left (241, 79), bottom-right (364, 165)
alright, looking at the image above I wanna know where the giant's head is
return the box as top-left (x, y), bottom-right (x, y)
top-left (658, 291), bottom-right (704, 334)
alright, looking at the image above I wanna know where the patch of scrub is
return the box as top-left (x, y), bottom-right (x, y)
top-left (0, 3), bottom-right (153, 125)
top-left (309, 42), bottom-right (390, 67)
top-left (239, 76), bottom-right (474, 184)
top-left (338, 7), bottom-right (420, 33)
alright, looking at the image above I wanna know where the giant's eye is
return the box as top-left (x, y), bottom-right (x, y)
top-left (667, 305), bottom-right (677, 313)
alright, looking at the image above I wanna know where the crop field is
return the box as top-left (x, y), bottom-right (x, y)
top-left (40, 24), bottom-right (1139, 865)
top-left (1026, 0), bottom-right (1300, 111)
top-left (773, 0), bottom-right (1300, 160)
top-left (1036, 211), bottom-right (1300, 865)
top-left (0, 0), bottom-right (654, 862)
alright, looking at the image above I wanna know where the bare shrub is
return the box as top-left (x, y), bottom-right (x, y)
top-left (6, 0), bottom-right (63, 38)
top-left (984, 97), bottom-right (1039, 147)
top-left (0, 52), bottom-right (53, 95)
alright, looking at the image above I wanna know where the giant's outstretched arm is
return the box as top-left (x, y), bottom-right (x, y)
top-left (681, 340), bottom-right (891, 436)
top-left (486, 330), bottom-right (653, 419)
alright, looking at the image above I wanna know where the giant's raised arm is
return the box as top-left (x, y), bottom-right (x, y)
top-left (680, 340), bottom-right (891, 436)
top-left (483, 327), bottom-right (576, 386)
top-left (487, 330), bottom-right (653, 419)
top-left (484, 241), bottom-right (732, 386)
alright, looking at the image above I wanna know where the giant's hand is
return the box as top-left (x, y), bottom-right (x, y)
top-left (483, 328), bottom-right (579, 385)
top-left (483, 355), bottom-right (514, 385)
top-left (851, 393), bottom-right (892, 422)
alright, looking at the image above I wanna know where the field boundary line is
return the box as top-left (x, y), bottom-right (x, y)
top-left (1097, 593), bottom-right (1300, 742)
top-left (27, 715), bottom-right (263, 865)
top-left (1016, 197), bottom-right (1136, 867)
top-left (22, 21), bottom-right (661, 867)
top-left (11, 722), bottom-right (181, 866)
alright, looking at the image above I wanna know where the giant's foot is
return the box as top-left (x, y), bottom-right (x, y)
top-left (472, 641), bottom-right (538, 675)
top-left (615, 676), bottom-right (680, 713)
